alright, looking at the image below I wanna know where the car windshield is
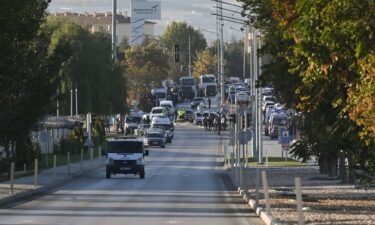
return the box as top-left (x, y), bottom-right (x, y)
top-left (196, 113), bottom-right (202, 117)
top-left (146, 133), bottom-right (163, 138)
top-left (107, 141), bottom-right (143, 154)
top-left (152, 109), bottom-right (164, 114)
top-left (193, 98), bottom-right (203, 102)
top-left (126, 117), bottom-right (141, 123)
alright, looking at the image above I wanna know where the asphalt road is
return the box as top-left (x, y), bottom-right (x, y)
top-left (0, 123), bottom-right (262, 225)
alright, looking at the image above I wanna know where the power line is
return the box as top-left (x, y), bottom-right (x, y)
top-left (211, 0), bottom-right (242, 9)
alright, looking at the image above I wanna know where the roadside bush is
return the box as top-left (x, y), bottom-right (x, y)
top-left (70, 126), bottom-right (84, 152)
top-left (93, 118), bottom-right (106, 147)
top-left (14, 137), bottom-right (42, 170)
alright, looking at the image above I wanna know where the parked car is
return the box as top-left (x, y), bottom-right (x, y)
top-left (143, 132), bottom-right (166, 148)
top-left (185, 109), bottom-right (194, 123)
top-left (193, 112), bottom-right (203, 126)
top-left (191, 97), bottom-right (205, 109)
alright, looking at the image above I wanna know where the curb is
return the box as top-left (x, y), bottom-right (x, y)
top-left (237, 188), bottom-right (278, 225)
top-left (0, 161), bottom-right (103, 208)
top-left (229, 174), bottom-right (278, 225)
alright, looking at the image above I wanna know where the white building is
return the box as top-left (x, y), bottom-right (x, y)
top-left (52, 12), bottom-right (156, 45)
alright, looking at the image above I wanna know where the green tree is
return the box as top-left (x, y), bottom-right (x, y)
top-left (161, 22), bottom-right (207, 80)
top-left (224, 40), bottom-right (250, 79)
top-left (0, 1), bottom-right (67, 170)
top-left (43, 17), bottom-right (127, 115)
top-left (124, 39), bottom-right (170, 103)
top-left (238, 0), bottom-right (375, 179)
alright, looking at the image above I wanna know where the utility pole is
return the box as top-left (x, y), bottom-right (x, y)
top-left (75, 82), bottom-right (78, 116)
top-left (70, 83), bottom-right (73, 117)
top-left (258, 32), bottom-right (263, 163)
top-left (188, 35), bottom-right (192, 77)
top-left (219, 1), bottom-right (225, 107)
top-left (112, 0), bottom-right (117, 61)
top-left (243, 26), bottom-right (246, 81)
top-left (216, 0), bottom-right (220, 88)
top-left (56, 89), bottom-right (59, 117)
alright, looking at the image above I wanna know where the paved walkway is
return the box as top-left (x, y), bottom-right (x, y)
top-left (0, 157), bottom-right (104, 207)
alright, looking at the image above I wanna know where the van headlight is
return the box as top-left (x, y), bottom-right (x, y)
top-left (137, 158), bottom-right (144, 165)
top-left (107, 158), bottom-right (114, 165)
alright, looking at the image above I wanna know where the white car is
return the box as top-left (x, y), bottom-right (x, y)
top-left (193, 112), bottom-right (203, 126)
top-left (150, 107), bottom-right (168, 118)
top-left (262, 101), bottom-right (275, 111)
top-left (235, 92), bottom-right (249, 104)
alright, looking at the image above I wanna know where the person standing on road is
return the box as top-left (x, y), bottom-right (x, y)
top-left (174, 110), bottom-right (178, 123)
top-left (218, 114), bottom-right (222, 135)
top-left (208, 97), bottom-right (211, 109)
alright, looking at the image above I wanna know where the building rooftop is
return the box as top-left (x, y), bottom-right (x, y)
top-left (52, 12), bottom-right (156, 25)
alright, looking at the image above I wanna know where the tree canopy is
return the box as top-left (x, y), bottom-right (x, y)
top-left (238, 0), bottom-right (375, 177)
top-left (44, 17), bottom-right (128, 115)
top-left (124, 39), bottom-right (170, 104)
top-left (161, 22), bottom-right (207, 80)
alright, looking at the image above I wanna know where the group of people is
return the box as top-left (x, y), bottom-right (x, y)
top-left (203, 113), bottom-right (227, 135)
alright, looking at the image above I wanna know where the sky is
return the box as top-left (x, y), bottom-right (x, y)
top-left (47, 0), bottom-right (245, 43)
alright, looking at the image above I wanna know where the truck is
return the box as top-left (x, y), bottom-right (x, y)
top-left (124, 111), bottom-right (143, 135)
top-left (199, 74), bottom-right (217, 97)
top-left (179, 76), bottom-right (196, 101)
top-left (151, 88), bottom-right (168, 106)
top-left (105, 139), bottom-right (147, 179)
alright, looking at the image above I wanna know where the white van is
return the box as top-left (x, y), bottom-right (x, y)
top-left (159, 100), bottom-right (175, 114)
top-left (151, 88), bottom-right (168, 103)
top-left (151, 116), bottom-right (174, 143)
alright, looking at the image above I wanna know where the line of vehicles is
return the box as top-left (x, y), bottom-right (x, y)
top-left (149, 74), bottom-right (218, 107)
top-left (105, 101), bottom-right (176, 179)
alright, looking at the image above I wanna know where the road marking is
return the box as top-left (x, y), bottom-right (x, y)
top-left (165, 220), bottom-right (182, 224)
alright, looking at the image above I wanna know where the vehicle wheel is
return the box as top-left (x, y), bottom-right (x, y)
top-left (140, 172), bottom-right (145, 179)
top-left (106, 169), bottom-right (111, 179)
top-left (161, 144), bottom-right (165, 148)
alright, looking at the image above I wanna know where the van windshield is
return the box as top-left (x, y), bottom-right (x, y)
top-left (126, 117), bottom-right (141, 123)
top-left (181, 79), bottom-right (195, 86)
top-left (160, 104), bottom-right (171, 109)
top-left (273, 117), bottom-right (288, 126)
top-left (107, 141), bottom-right (143, 154)
top-left (153, 93), bottom-right (166, 99)
top-left (202, 77), bottom-right (215, 83)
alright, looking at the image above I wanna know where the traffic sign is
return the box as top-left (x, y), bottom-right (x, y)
top-left (279, 127), bottom-right (290, 145)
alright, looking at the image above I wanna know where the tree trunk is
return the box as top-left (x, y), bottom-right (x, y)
top-left (328, 156), bottom-right (338, 177)
top-left (339, 151), bottom-right (347, 183)
top-left (318, 156), bottom-right (329, 175)
top-left (347, 152), bottom-right (355, 183)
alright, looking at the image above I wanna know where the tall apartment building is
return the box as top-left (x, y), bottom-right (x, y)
top-left (52, 12), bottom-right (156, 45)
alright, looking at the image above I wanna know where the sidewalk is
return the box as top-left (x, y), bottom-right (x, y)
top-left (0, 157), bottom-right (104, 207)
